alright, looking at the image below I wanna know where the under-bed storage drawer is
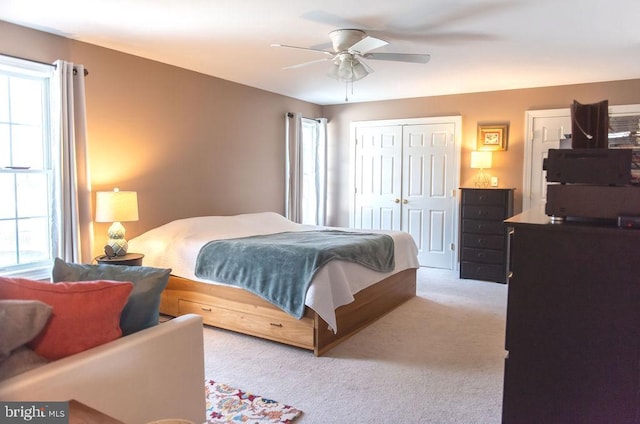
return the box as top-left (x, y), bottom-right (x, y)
top-left (178, 299), bottom-right (314, 349)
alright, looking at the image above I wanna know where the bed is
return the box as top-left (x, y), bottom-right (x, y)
top-left (128, 212), bottom-right (419, 355)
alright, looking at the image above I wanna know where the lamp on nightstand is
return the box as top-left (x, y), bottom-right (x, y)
top-left (95, 188), bottom-right (139, 256)
top-left (470, 151), bottom-right (492, 188)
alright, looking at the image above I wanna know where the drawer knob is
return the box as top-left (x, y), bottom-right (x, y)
top-left (270, 322), bottom-right (283, 327)
top-left (201, 307), bottom-right (212, 312)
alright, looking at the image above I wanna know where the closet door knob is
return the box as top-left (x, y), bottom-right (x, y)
top-left (394, 198), bottom-right (400, 203)
top-left (403, 199), bottom-right (408, 204)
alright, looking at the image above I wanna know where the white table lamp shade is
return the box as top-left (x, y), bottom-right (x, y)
top-left (470, 151), bottom-right (493, 169)
top-left (95, 190), bottom-right (139, 222)
top-left (470, 151), bottom-right (492, 188)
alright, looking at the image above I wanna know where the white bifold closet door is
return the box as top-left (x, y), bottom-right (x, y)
top-left (352, 117), bottom-right (460, 269)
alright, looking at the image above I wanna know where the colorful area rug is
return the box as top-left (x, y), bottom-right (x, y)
top-left (205, 379), bottom-right (303, 423)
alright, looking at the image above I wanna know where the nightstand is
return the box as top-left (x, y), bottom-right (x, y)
top-left (95, 253), bottom-right (144, 266)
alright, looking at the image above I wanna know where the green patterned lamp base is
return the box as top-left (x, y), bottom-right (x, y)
top-left (106, 221), bottom-right (129, 256)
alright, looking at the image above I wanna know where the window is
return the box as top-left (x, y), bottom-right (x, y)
top-left (300, 117), bottom-right (326, 226)
top-left (0, 56), bottom-right (56, 279)
top-left (300, 118), bottom-right (320, 225)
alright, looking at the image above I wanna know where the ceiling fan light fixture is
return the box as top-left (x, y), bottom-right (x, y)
top-left (351, 60), bottom-right (369, 81)
top-left (327, 54), bottom-right (343, 80)
top-left (327, 62), bottom-right (340, 80)
top-left (328, 54), bottom-right (369, 82)
top-left (337, 56), bottom-right (354, 80)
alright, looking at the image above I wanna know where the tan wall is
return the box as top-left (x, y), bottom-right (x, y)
top-left (322, 80), bottom-right (640, 225)
top-left (0, 21), bottom-right (321, 257)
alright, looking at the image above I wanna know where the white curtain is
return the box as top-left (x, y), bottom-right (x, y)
top-left (285, 112), bottom-right (327, 225)
top-left (52, 60), bottom-right (92, 264)
top-left (314, 117), bottom-right (328, 226)
top-left (285, 112), bottom-right (303, 223)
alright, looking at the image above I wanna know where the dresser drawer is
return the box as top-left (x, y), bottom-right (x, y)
top-left (178, 299), bottom-right (314, 349)
top-left (460, 261), bottom-right (507, 283)
top-left (462, 233), bottom-right (504, 250)
top-left (462, 219), bottom-right (505, 235)
top-left (461, 247), bottom-right (505, 264)
top-left (463, 205), bottom-right (508, 221)
top-left (461, 189), bottom-right (508, 206)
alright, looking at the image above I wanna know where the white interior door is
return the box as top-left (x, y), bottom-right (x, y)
top-left (351, 117), bottom-right (460, 269)
top-left (353, 125), bottom-right (402, 230)
top-left (523, 110), bottom-right (570, 210)
top-left (402, 123), bottom-right (456, 268)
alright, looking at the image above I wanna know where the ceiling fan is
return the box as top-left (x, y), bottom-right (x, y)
top-left (272, 28), bottom-right (430, 87)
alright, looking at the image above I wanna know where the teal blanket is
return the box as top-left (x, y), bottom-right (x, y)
top-left (194, 230), bottom-right (395, 318)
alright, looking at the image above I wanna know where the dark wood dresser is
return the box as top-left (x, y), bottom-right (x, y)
top-left (459, 188), bottom-right (514, 283)
top-left (502, 207), bottom-right (640, 424)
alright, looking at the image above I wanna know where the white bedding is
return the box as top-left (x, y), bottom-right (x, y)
top-left (128, 212), bottom-right (419, 331)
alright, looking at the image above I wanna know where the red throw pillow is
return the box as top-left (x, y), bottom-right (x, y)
top-left (0, 277), bottom-right (132, 360)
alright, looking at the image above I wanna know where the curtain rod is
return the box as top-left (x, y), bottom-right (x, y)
top-left (286, 112), bottom-right (321, 122)
top-left (1, 53), bottom-right (89, 76)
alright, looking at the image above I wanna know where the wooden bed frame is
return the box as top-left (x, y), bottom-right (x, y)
top-left (159, 268), bottom-right (417, 356)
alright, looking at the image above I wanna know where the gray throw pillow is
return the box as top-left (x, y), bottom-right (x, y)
top-left (52, 258), bottom-right (171, 335)
top-left (0, 346), bottom-right (49, 381)
top-left (0, 299), bottom-right (52, 360)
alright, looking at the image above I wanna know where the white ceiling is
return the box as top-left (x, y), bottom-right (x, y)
top-left (2, 0), bottom-right (639, 105)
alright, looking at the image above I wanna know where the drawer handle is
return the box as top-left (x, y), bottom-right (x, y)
top-left (270, 322), bottom-right (283, 327)
top-left (201, 307), bottom-right (212, 312)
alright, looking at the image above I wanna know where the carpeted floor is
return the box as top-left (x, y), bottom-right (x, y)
top-left (202, 267), bottom-right (507, 423)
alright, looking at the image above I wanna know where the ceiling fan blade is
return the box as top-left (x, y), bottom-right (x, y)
top-left (348, 36), bottom-right (388, 54)
top-left (283, 57), bottom-right (333, 70)
top-left (364, 52), bottom-right (431, 64)
top-left (271, 44), bottom-right (334, 56)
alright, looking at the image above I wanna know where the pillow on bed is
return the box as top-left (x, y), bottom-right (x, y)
top-left (52, 258), bottom-right (171, 335)
top-left (0, 277), bottom-right (132, 360)
top-left (0, 299), bottom-right (52, 361)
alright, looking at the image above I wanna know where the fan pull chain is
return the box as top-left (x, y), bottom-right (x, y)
top-left (344, 81), bottom-right (355, 102)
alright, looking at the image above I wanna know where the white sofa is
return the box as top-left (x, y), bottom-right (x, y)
top-left (0, 314), bottom-right (206, 424)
